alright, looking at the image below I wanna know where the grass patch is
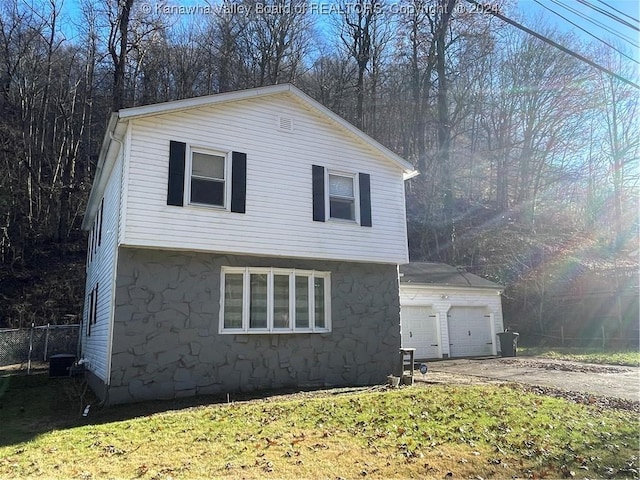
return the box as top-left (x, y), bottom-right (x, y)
top-left (520, 347), bottom-right (640, 367)
top-left (0, 372), bottom-right (92, 446)
top-left (0, 376), bottom-right (638, 479)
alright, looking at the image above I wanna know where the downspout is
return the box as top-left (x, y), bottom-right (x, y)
top-left (102, 127), bottom-right (126, 407)
top-left (109, 130), bottom-right (124, 148)
top-left (78, 116), bottom-right (124, 410)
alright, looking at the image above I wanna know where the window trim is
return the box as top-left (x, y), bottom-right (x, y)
top-left (185, 146), bottom-right (231, 209)
top-left (219, 267), bottom-right (331, 334)
top-left (326, 170), bottom-right (360, 223)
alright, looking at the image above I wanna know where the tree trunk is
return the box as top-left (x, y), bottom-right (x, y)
top-left (435, 0), bottom-right (456, 261)
top-left (112, 0), bottom-right (135, 111)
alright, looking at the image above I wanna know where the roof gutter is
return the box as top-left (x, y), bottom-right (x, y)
top-left (403, 169), bottom-right (420, 181)
top-left (401, 282), bottom-right (505, 294)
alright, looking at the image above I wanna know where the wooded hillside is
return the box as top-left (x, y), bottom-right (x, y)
top-left (0, 0), bottom-right (637, 344)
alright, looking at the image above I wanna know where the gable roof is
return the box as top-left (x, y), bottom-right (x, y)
top-left (400, 262), bottom-right (504, 290)
top-left (82, 84), bottom-right (418, 230)
top-left (119, 84), bottom-right (417, 177)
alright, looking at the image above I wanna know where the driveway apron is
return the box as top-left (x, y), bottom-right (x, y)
top-left (423, 357), bottom-right (640, 402)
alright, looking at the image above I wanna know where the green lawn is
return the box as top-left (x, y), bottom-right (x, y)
top-left (520, 347), bottom-right (640, 367)
top-left (0, 373), bottom-right (638, 479)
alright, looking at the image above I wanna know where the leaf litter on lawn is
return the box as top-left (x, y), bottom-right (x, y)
top-left (0, 382), bottom-right (638, 479)
top-left (500, 358), bottom-right (632, 374)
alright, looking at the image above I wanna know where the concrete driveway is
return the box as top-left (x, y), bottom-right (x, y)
top-left (419, 356), bottom-right (640, 402)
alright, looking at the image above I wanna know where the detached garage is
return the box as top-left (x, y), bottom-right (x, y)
top-left (400, 263), bottom-right (505, 359)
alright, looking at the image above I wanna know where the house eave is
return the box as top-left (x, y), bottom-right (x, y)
top-left (400, 283), bottom-right (505, 295)
top-left (117, 84), bottom-right (294, 119)
top-left (82, 113), bottom-right (127, 230)
top-left (403, 169), bottom-right (420, 181)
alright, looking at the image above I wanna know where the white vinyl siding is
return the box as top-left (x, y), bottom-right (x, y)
top-left (121, 93), bottom-right (408, 264)
top-left (400, 285), bottom-right (504, 358)
top-left (81, 151), bottom-right (123, 383)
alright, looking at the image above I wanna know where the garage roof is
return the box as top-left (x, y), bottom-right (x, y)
top-left (400, 262), bottom-right (503, 289)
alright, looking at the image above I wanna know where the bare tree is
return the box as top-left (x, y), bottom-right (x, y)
top-left (395, 0), bottom-right (438, 173)
top-left (299, 49), bottom-right (355, 114)
top-left (242, 0), bottom-right (311, 87)
top-left (335, 0), bottom-right (383, 129)
top-left (592, 50), bottom-right (639, 250)
top-left (107, 0), bottom-right (135, 111)
top-left (208, 2), bottom-right (248, 92)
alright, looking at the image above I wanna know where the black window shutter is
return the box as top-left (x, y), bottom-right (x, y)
top-left (93, 282), bottom-right (99, 324)
top-left (167, 141), bottom-right (186, 206)
top-left (359, 173), bottom-right (372, 227)
top-left (231, 151), bottom-right (247, 213)
top-left (97, 199), bottom-right (104, 246)
top-left (312, 165), bottom-right (325, 222)
top-left (87, 289), bottom-right (93, 336)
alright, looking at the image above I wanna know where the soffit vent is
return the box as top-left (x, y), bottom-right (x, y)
top-left (278, 115), bottom-right (294, 132)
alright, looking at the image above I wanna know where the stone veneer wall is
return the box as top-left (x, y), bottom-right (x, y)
top-left (105, 247), bottom-right (400, 404)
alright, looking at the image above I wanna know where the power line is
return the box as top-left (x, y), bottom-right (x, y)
top-left (463, 0), bottom-right (640, 90)
top-left (594, 0), bottom-right (640, 25)
top-left (575, 0), bottom-right (640, 32)
top-left (552, 0), bottom-right (639, 48)
top-left (534, 0), bottom-right (639, 64)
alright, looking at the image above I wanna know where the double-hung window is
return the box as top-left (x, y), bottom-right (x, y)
top-left (167, 141), bottom-right (247, 213)
top-left (328, 173), bottom-right (356, 221)
top-left (220, 267), bottom-right (331, 333)
top-left (312, 165), bottom-right (372, 226)
top-left (189, 149), bottom-right (227, 207)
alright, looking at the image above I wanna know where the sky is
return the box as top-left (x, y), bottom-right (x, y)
top-left (55, 0), bottom-right (639, 72)
top-left (512, 0), bottom-right (639, 61)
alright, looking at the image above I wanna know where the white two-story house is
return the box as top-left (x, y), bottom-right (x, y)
top-left (81, 84), bottom-right (417, 404)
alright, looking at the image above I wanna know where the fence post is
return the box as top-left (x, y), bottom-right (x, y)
top-left (561, 326), bottom-right (564, 347)
top-left (602, 324), bottom-right (606, 349)
top-left (27, 322), bottom-right (34, 375)
top-left (43, 323), bottom-right (50, 361)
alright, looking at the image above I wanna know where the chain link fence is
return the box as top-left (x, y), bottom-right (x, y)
top-left (0, 324), bottom-right (80, 367)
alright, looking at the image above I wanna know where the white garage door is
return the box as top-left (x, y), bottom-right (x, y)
top-left (447, 306), bottom-right (493, 357)
top-left (401, 306), bottom-right (440, 359)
